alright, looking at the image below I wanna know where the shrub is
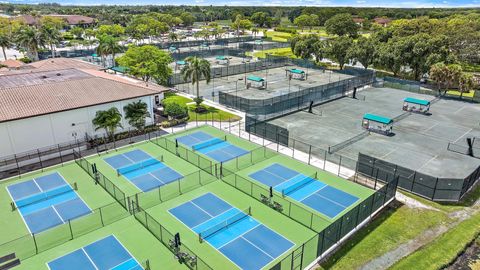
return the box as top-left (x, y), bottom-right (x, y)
top-left (273, 27), bottom-right (297, 34)
top-left (164, 102), bottom-right (187, 119)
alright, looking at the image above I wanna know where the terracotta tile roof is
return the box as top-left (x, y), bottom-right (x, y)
top-left (0, 68), bottom-right (166, 123)
top-left (1, 58), bottom-right (103, 75)
top-left (353, 18), bottom-right (365, 23)
top-left (374, 17), bottom-right (392, 25)
top-left (0, 59), bottom-right (25, 69)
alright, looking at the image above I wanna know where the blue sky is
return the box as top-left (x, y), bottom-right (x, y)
top-left (3, 0), bottom-right (480, 7)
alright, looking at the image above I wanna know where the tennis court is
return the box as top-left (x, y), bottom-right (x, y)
top-left (47, 235), bottom-right (143, 270)
top-left (104, 149), bottom-right (183, 192)
top-left (6, 172), bottom-right (91, 234)
top-left (169, 192), bottom-right (294, 270)
top-left (175, 131), bottom-right (249, 163)
top-left (249, 164), bottom-right (359, 218)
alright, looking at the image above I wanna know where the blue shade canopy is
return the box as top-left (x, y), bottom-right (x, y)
top-left (363, 113), bottom-right (393, 124)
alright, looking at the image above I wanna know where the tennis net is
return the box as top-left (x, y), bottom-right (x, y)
top-left (199, 207), bottom-right (251, 242)
top-left (117, 156), bottom-right (163, 176)
top-left (192, 136), bottom-right (227, 151)
top-left (12, 183), bottom-right (77, 210)
top-left (281, 173), bottom-right (317, 197)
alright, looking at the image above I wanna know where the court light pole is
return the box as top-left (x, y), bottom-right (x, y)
top-left (235, 77), bottom-right (244, 108)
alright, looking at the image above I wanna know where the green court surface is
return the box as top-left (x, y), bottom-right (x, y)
top-left (87, 141), bottom-right (201, 196)
top-left (144, 180), bottom-right (316, 270)
top-left (16, 216), bottom-right (187, 270)
top-left (0, 162), bottom-right (116, 244)
top-left (232, 154), bottom-right (374, 224)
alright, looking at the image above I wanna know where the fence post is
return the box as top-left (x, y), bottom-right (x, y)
top-left (308, 145), bottom-right (312, 165)
top-left (57, 144), bottom-right (64, 165)
top-left (68, 220), bottom-right (73, 240)
top-left (432, 177), bottom-right (439, 200)
top-left (338, 156), bottom-right (342, 176)
top-left (99, 207), bottom-right (104, 226)
top-left (37, 149), bottom-right (44, 171)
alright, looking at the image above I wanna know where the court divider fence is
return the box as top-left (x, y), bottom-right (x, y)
top-left (73, 150), bottom-right (128, 209)
top-left (219, 59), bottom-right (375, 118)
top-left (0, 201), bottom-right (130, 262)
top-left (357, 153), bottom-right (480, 202)
top-left (133, 205), bottom-right (213, 270)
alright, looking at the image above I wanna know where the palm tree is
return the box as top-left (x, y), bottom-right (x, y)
top-left (123, 101), bottom-right (151, 131)
top-left (429, 62), bottom-right (447, 95)
top-left (40, 25), bottom-right (61, 59)
top-left (458, 73), bottom-right (475, 98)
top-left (0, 32), bottom-right (11, 61)
top-left (181, 56), bottom-right (211, 109)
top-left (15, 26), bottom-right (45, 61)
top-left (92, 107), bottom-right (123, 140)
top-left (97, 34), bottom-right (122, 67)
top-left (168, 32), bottom-right (178, 42)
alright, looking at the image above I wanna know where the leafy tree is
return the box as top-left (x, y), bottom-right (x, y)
top-left (294, 14), bottom-right (314, 31)
top-left (429, 62), bottom-right (448, 93)
top-left (181, 56), bottom-right (211, 109)
top-left (325, 13), bottom-right (359, 38)
top-left (326, 36), bottom-right (353, 70)
top-left (180, 12), bottom-right (195, 26)
top-left (92, 107), bottom-right (123, 139)
top-left (123, 100), bottom-right (151, 131)
top-left (164, 102), bottom-right (187, 119)
top-left (168, 32), bottom-right (178, 42)
top-left (39, 16), bottom-right (66, 30)
top-left (291, 35), bottom-right (325, 63)
top-left (96, 24), bottom-right (125, 38)
top-left (15, 25), bottom-right (45, 61)
top-left (375, 41), bottom-right (403, 76)
top-left (458, 73), bottom-right (476, 97)
top-left (348, 36), bottom-right (376, 69)
top-left (232, 16), bottom-right (253, 36)
top-left (251, 12), bottom-right (269, 27)
top-left (117, 45), bottom-right (173, 85)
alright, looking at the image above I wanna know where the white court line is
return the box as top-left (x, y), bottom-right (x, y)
top-left (5, 186), bottom-right (33, 235)
top-left (240, 235), bottom-right (275, 260)
top-left (51, 205), bottom-right (66, 223)
top-left (308, 191), bottom-right (348, 208)
top-left (293, 183), bottom-right (328, 202)
top-left (454, 128), bottom-right (473, 144)
top-left (81, 248), bottom-right (100, 270)
top-left (190, 200), bottom-right (214, 217)
top-left (217, 224), bottom-right (261, 250)
top-left (110, 234), bottom-right (145, 270)
top-left (192, 207), bottom-right (236, 231)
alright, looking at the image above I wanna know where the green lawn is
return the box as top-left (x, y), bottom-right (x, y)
top-left (265, 30), bottom-right (293, 42)
top-left (446, 89), bottom-right (476, 98)
top-left (317, 203), bottom-right (449, 270)
top-left (163, 92), bottom-right (241, 122)
top-left (251, 47), bottom-right (295, 59)
top-left (390, 212), bottom-right (480, 270)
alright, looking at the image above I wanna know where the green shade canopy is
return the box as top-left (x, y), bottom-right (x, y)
top-left (201, 43), bottom-right (209, 47)
top-left (255, 39), bottom-right (263, 44)
top-left (216, 56), bottom-right (227, 60)
top-left (404, 97), bottom-right (430, 106)
top-left (91, 53), bottom-right (98, 57)
top-left (109, 66), bottom-right (129, 73)
top-left (247, 75), bottom-right (265, 82)
top-left (363, 113), bottom-right (393, 125)
top-left (169, 46), bottom-right (177, 51)
top-left (289, 69), bottom-right (305, 74)
top-left (176, 60), bottom-right (186, 65)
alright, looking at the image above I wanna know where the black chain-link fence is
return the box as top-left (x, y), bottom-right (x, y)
top-left (357, 153), bottom-right (480, 202)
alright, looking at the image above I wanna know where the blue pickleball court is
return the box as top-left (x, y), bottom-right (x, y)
top-left (169, 193), bottom-right (294, 270)
top-left (175, 131), bottom-right (249, 163)
top-left (47, 235), bottom-right (143, 270)
top-left (6, 172), bottom-right (91, 234)
top-left (104, 149), bottom-right (183, 192)
top-left (249, 164), bottom-right (359, 218)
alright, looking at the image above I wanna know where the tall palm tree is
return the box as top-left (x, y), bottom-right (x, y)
top-left (97, 34), bottom-right (122, 67)
top-left (123, 101), bottom-right (151, 131)
top-left (92, 107), bottom-right (123, 140)
top-left (15, 26), bottom-right (45, 61)
top-left (40, 25), bottom-right (61, 59)
top-left (458, 73), bottom-right (475, 98)
top-left (0, 32), bottom-right (11, 61)
top-left (181, 56), bottom-right (211, 109)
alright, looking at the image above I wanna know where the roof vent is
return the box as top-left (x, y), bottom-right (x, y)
top-left (56, 73), bottom-right (61, 76)
top-left (41, 75), bottom-right (47, 79)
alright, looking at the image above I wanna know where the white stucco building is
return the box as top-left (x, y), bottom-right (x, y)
top-left (0, 58), bottom-right (166, 157)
